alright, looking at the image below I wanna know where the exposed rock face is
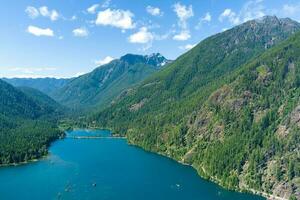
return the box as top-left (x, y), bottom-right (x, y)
top-left (52, 53), bottom-right (170, 110)
top-left (290, 105), bottom-right (300, 127)
top-left (129, 98), bottom-right (148, 112)
top-left (91, 16), bottom-right (300, 200)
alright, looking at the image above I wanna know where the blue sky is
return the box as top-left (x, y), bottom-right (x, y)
top-left (0, 0), bottom-right (300, 78)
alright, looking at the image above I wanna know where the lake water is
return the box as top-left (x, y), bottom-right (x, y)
top-left (0, 130), bottom-right (265, 200)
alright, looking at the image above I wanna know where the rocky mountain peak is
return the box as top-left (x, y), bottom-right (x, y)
top-left (120, 53), bottom-right (170, 67)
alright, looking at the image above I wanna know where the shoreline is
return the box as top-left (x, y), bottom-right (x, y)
top-left (0, 157), bottom-right (43, 168)
top-left (127, 140), bottom-right (287, 200)
top-left (0, 129), bottom-right (288, 200)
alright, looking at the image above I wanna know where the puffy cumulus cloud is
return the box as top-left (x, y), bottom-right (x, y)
top-left (27, 25), bottom-right (54, 37)
top-left (25, 6), bottom-right (59, 21)
top-left (173, 30), bottom-right (191, 41)
top-left (173, 2), bottom-right (194, 29)
top-left (87, 4), bottom-right (99, 14)
top-left (96, 9), bottom-right (135, 30)
top-left (39, 6), bottom-right (59, 21)
top-left (128, 27), bottom-right (154, 44)
top-left (94, 56), bottom-right (114, 66)
top-left (172, 3), bottom-right (193, 41)
top-left (179, 43), bottom-right (196, 50)
top-left (146, 6), bottom-right (163, 16)
top-left (128, 27), bottom-right (173, 51)
top-left (219, 9), bottom-right (239, 24)
top-left (219, 0), bottom-right (266, 25)
top-left (73, 27), bottom-right (89, 37)
top-left (25, 6), bottom-right (39, 19)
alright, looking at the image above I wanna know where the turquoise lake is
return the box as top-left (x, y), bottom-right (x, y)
top-left (0, 130), bottom-right (265, 200)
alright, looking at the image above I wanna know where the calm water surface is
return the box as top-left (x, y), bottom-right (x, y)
top-left (0, 130), bottom-right (265, 200)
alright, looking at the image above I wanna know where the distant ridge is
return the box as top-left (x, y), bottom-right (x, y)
top-left (2, 77), bottom-right (70, 96)
top-left (52, 53), bottom-right (170, 110)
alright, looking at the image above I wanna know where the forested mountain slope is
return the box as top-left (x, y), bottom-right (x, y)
top-left (18, 86), bottom-right (65, 116)
top-left (3, 77), bottom-right (70, 96)
top-left (0, 80), bottom-right (63, 165)
top-left (52, 53), bottom-right (170, 110)
top-left (88, 16), bottom-right (300, 199)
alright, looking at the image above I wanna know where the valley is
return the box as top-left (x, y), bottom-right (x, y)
top-left (1, 16), bottom-right (299, 200)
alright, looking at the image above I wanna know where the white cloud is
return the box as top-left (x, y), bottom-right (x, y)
top-left (146, 6), bottom-right (163, 16)
top-left (1, 74), bottom-right (61, 78)
top-left (71, 15), bottom-right (77, 21)
top-left (202, 12), bottom-right (212, 22)
top-left (280, 3), bottom-right (300, 21)
top-left (219, 9), bottom-right (239, 25)
top-left (179, 43), bottom-right (196, 50)
top-left (27, 25), bottom-right (54, 37)
top-left (219, 0), bottom-right (266, 25)
top-left (39, 6), bottom-right (59, 21)
top-left (8, 67), bottom-right (57, 73)
top-left (95, 56), bottom-right (114, 66)
top-left (173, 2), bottom-right (194, 29)
top-left (240, 0), bottom-right (265, 22)
top-left (173, 30), bottom-right (191, 41)
top-left (25, 6), bottom-right (59, 21)
top-left (87, 4), bottom-right (99, 14)
top-left (196, 12), bottom-right (212, 29)
top-left (222, 28), bottom-right (229, 32)
top-left (73, 27), bottom-right (89, 37)
top-left (101, 0), bottom-right (111, 8)
top-left (282, 4), bottom-right (299, 15)
top-left (128, 27), bottom-right (154, 44)
top-left (96, 9), bottom-right (135, 30)
top-left (4, 67), bottom-right (58, 78)
top-left (25, 6), bottom-right (39, 19)
top-left (74, 72), bottom-right (85, 77)
top-left (172, 3), bottom-right (193, 41)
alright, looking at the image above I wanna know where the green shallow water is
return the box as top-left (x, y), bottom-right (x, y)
top-left (0, 130), bottom-right (265, 200)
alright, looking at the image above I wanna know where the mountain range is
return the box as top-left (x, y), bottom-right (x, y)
top-left (3, 77), bottom-right (70, 96)
top-left (1, 16), bottom-right (300, 199)
top-left (88, 16), bottom-right (300, 199)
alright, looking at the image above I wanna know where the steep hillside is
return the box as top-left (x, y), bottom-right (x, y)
top-left (89, 16), bottom-right (300, 199)
top-left (0, 80), bottom-right (63, 165)
top-left (3, 77), bottom-right (70, 96)
top-left (182, 32), bottom-right (300, 199)
top-left (52, 53), bottom-right (170, 110)
top-left (18, 87), bottom-right (65, 117)
top-left (0, 80), bottom-right (46, 119)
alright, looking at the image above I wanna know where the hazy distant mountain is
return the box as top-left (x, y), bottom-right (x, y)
top-left (89, 16), bottom-right (300, 199)
top-left (2, 77), bottom-right (70, 96)
top-left (18, 86), bottom-right (65, 115)
top-left (52, 53), bottom-right (171, 110)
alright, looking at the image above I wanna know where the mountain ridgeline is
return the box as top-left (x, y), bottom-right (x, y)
top-left (52, 53), bottom-right (170, 110)
top-left (88, 16), bottom-right (300, 199)
top-left (0, 80), bottom-right (63, 165)
top-left (3, 77), bottom-right (70, 96)
top-left (1, 15), bottom-right (300, 199)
